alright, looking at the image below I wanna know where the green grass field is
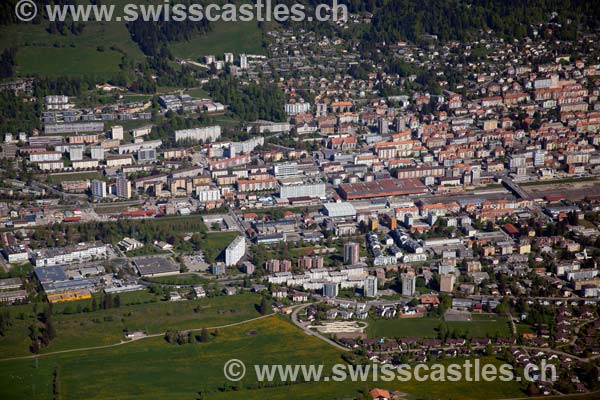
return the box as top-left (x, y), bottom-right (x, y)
top-left (367, 315), bottom-right (512, 339)
top-left (520, 176), bottom-right (600, 187)
top-left (205, 231), bottom-right (240, 252)
top-left (0, 292), bottom-right (262, 358)
top-left (44, 171), bottom-right (105, 184)
top-left (169, 20), bottom-right (265, 59)
top-left (1, 1), bottom-right (265, 79)
top-left (447, 314), bottom-right (512, 338)
top-left (0, 5), bottom-right (144, 79)
top-left (144, 273), bottom-right (209, 286)
top-left (0, 316), bottom-right (524, 400)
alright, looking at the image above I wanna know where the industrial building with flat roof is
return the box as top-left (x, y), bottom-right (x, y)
top-left (338, 179), bottom-right (427, 200)
top-left (323, 202), bottom-right (357, 218)
top-left (33, 243), bottom-right (111, 266)
top-left (133, 256), bottom-right (180, 277)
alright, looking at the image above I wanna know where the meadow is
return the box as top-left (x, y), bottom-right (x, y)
top-left (44, 171), bottom-right (105, 184)
top-left (0, 2), bottom-right (265, 79)
top-left (0, 12), bottom-right (143, 79)
top-left (367, 314), bottom-right (512, 339)
top-left (0, 316), bottom-right (524, 400)
top-left (144, 273), bottom-right (210, 286)
top-left (169, 20), bottom-right (266, 59)
top-left (0, 292), bottom-right (262, 358)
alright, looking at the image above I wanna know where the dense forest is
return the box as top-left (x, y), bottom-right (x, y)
top-left (0, 48), bottom-right (16, 80)
top-left (205, 76), bottom-right (286, 122)
top-left (0, 92), bottom-right (40, 133)
top-left (366, 0), bottom-right (600, 44)
top-left (126, 0), bottom-right (212, 56)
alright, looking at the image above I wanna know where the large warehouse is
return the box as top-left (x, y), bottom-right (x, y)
top-left (134, 256), bottom-right (180, 277)
top-left (323, 202), bottom-right (357, 218)
top-left (338, 178), bottom-right (427, 200)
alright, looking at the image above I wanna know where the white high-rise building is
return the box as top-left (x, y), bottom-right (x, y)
top-left (285, 102), bottom-right (311, 115)
top-left (91, 180), bottom-right (107, 198)
top-left (401, 272), bottom-right (416, 297)
top-left (273, 162), bottom-right (298, 177)
top-left (69, 146), bottom-right (84, 161)
top-left (174, 126), bottom-right (222, 143)
top-left (91, 146), bottom-right (104, 160)
top-left (116, 175), bottom-right (131, 199)
top-left (239, 54), bottom-right (248, 69)
top-left (225, 236), bottom-right (245, 266)
top-left (111, 125), bottom-right (124, 140)
top-left (279, 182), bottom-right (326, 199)
top-left (533, 150), bottom-right (546, 167)
top-left (323, 282), bottom-right (339, 298)
top-left (364, 275), bottom-right (378, 298)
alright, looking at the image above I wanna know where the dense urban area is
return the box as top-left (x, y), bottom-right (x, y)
top-left (2, 1), bottom-right (600, 399)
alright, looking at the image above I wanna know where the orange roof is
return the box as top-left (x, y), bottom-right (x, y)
top-left (420, 295), bottom-right (440, 305)
top-left (370, 389), bottom-right (391, 400)
top-left (331, 101), bottom-right (353, 107)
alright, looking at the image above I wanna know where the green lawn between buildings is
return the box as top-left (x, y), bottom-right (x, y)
top-left (0, 315), bottom-right (524, 400)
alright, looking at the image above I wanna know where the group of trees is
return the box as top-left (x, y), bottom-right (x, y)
top-left (0, 91), bottom-right (40, 134)
top-left (164, 327), bottom-right (212, 345)
top-left (33, 76), bottom-right (90, 97)
top-left (0, 310), bottom-right (12, 336)
top-left (47, 20), bottom-right (85, 36)
top-left (205, 77), bottom-right (286, 122)
top-left (259, 296), bottom-right (271, 315)
top-left (90, 293), bottom-right (121, 312)
top-left (0, 48), bottom-right (16, 79)
top-left (30, 217), bottom-right (208, 248)
top-left (28, 305), bottom-right (56, 353)
top-left (147, 51), bottom-right (202, 88)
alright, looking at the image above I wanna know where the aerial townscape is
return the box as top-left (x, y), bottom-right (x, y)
top-left (2, 0), bottom-right (600, 399)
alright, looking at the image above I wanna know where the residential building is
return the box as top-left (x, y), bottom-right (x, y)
top-left (116, 175), bottom-right (132, 199)
top-left (440, 274), bottom-right (456, 293)
top-left (225, 236), bottom-right (245, 266)
top-left (402, 272), bottom-right (416, 297)
top-left (91, 179), bottom-right (107, 198)
top-left (344, 242), bottom-right (360, 264)
top-left (364, 275), bottom-right (378, 297)
top-left (323, 282), bottom-right (339, 298)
